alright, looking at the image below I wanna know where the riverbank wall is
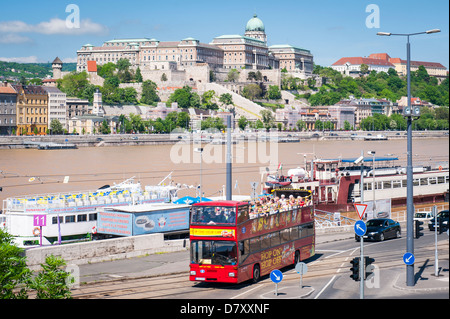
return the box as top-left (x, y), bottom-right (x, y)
top-left (1, 131), bottom-right (448, 149)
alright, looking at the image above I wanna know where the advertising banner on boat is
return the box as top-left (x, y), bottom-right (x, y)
top-left (362, 199), bottom-right (391, 220)
top-left (97, 204), bottom-right (190, 236)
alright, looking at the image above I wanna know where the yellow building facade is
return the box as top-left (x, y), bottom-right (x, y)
top-left (12, 85), bottom-right (49, 135)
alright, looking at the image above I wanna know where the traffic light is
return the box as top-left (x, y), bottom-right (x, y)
top-left (364, 256), bottom-right (375, 280)
top-left (350, 257), bottom-right (360, 281)
top-left (414, 220), bottom-right (424, 238)
top-left (438, 217), bottom-right (444, 234)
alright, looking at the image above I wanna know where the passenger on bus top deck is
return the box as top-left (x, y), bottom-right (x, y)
top-left (298, 196), bottom-right (305, 206)
top-left (289, 195), bottom-right (296, 205)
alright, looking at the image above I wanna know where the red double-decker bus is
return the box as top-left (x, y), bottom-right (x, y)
top-left (189, 198), bottom-right (315, 284)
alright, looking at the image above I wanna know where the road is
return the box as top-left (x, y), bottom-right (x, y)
top-left (72, 229), bottom-right (448, 300)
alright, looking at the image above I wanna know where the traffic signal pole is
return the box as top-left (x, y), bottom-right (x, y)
top-left (360, 236), bottom-right (364, 299)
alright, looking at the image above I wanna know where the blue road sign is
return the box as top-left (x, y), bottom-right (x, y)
top-left (270, 269), bottom-right (283, 283)
top-left (354, 220), bottom-right (367, 237)
top-left (403, 253), bottom-right (415, 265)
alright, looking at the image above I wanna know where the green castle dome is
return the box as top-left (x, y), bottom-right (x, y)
top-left (246, 14), bottom-right (265, 32)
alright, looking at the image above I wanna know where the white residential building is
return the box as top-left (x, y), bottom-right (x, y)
top-left (43, 87), bottom-right (67, 130)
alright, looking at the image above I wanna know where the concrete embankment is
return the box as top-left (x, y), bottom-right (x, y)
top-left (1, 131), bottom-right (448, 149)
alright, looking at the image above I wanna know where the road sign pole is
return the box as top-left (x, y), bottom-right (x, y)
top-left (275, 283), bottom-right (278, 296)
top-left (360, 235), bottom-right (364, 299)
top-left (432, 205), bottom-right (440, 277)
top-left (354, 219), bottom-right (367, 299)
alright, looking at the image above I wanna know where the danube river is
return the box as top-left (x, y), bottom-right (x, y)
top-left (0, 137), bottom-right (448, 205)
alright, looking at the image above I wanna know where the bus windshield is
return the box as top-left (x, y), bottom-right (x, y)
top-left (191, 206), bottom-right (236, 226)
top-left (191, 240), bottom-right (237, 266)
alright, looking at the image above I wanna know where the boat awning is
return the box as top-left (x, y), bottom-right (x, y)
top-left (339, 157), bottom-right (398, 163)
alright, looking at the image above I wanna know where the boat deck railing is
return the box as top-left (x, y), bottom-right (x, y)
top-left (3, 189), bottom-right (170, 213)
top-left (314, 209), bottom-right (359, 228)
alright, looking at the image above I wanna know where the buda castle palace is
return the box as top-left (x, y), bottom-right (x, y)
top-left (76, 14), bottom-right (314, 83)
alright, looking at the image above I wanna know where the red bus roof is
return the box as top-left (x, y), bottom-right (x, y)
top-left (193, 200), bottom-right (248, 207)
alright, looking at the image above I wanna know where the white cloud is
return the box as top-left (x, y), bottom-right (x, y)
top-left (0, 33), bottom-right (33, 44)
top-left (0, 18), bottom-right (108, 35)
top-left (0, 56), bottom-right (39, 63)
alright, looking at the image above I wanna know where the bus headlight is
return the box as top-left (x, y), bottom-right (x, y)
top-left (190, 271), bottom-right (196, 276)
top-left (228, 272), bottom-right (236, 277)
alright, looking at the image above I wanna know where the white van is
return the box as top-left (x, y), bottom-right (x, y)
top-left (414, 211), bottom-right (434, 222)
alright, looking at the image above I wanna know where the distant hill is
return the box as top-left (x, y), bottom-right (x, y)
top-left (0, 61), bottom-right (77, 80)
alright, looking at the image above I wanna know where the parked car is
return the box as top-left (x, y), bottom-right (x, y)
top-left (428, 210), bottom-right (449, 232)
top-left (355, 218), bottom-right (401, 242)
top-left (414, 211), bottom-right (435, 223)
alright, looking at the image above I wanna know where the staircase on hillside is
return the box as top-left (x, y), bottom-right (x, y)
top-left (199, 83), bottom-right (265, 120)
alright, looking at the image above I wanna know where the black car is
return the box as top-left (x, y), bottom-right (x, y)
top-left (355, 218), bottom-right (401, 242)
top-left (428, 210), bottom-right (449, 232)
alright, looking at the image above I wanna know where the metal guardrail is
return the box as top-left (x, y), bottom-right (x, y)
top-left (315, 209), bottom-right (358, 229)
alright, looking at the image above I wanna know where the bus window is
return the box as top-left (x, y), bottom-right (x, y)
top-left (237, 205), bottom-right (249, 224)
top-left (249, 237), bottom-right (260, 253)
top-left (239, 240), bottom-right (249, 262)
top-left (270, 232), bottom-right (281, 247)
top-left (280, 228), bottom-right (290, 243)
top-left (290, 226), bottom-right (299, 239)
top-left (261, 233), bottom-right (271, 250)
top-left (191, 206), bottom-right (236, 226)
top-left (191, 240), bottom-right (237, 266)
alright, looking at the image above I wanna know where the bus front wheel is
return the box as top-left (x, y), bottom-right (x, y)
top-left (252, 264), bottom-right (261, 283)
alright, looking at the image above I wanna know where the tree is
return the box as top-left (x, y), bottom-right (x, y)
top-left (201, 117), bottom-right (225, 131)
top-left (0, 229), bottom-right (31, 299)
top-left (116, 58), bottom-right (133, 83)
top-left (267, 85), bottom-right (281, 100)
top-left (57, 71), bottom-right (89, 98)
top-left (296, 120), bottom-right (306, 131)
top-left (50, 119), bottom-right (64, 135)
top-left (167, 86), bottom-right (200, 109)
top-left (343, 120), bottom-right (352, 131)
top-left (135, 67), bottom-right (143, 82)
top-left (28, 255), bottom-right (72, 299)
top-left (238, 116), bottom-right (248, 131)
top-left (99, 120), bottom-right (110, 134)
top-left (98, 62), bottom-right (117, 80)
top-left (140, 80), bottom-right (160, 105)
top-left (360, 64), bottom-right (369, 75)
top-left (201, 90), bottom-right (218, 110)
top-left (241, 84), bottom-right (262, 101)
top-left (260, 109), bottom-right (275, 130)
top-left (227, 69), bottom-right (240, 82)
top-left (219, 93), bottom-right (233, 107)
top-left (161, 73), bottom-right (168, 82)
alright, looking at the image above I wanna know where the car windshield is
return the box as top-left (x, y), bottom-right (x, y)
top-left (191, 206), bottom-right (236, 226)
top-left (190, 240), bottom-right (237, 266)
top-left (415, 213), bottom-right (428, 218)
top-left (366, 220), bottom-right (386, 227)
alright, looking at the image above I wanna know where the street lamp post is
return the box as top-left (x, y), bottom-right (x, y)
top-left (368, 151), bottom-right (376, 217)
top-left (194, 147), bottom-right (204, 201)
top-left (377, 28), bottom-right (440, 287)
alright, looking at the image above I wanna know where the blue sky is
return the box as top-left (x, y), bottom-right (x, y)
top-left (0, 0), bottom-right (448, 68)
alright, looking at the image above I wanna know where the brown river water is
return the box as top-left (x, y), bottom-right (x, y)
top-left (0, 138), bottom-right (448, 207)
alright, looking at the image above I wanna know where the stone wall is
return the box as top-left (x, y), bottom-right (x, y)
top-left (24, 233), bottom-right (189, 270)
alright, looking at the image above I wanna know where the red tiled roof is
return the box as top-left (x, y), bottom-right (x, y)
top-left (368, 53), bottom-right (391, 61)
top-left (389, 58), bottom-right (446, 69)
top-left (332, 57), bottom-right (394, 67)
top-left (0, 86), bottom-right (16, 94)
